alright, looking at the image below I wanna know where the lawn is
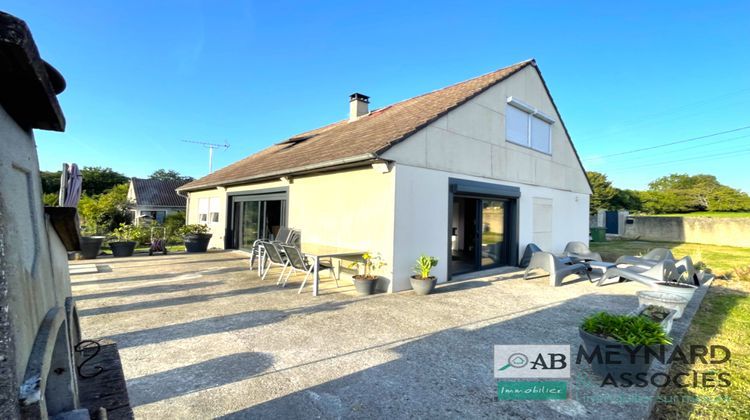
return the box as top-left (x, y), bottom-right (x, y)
top-left (645, 212), bottom-right (750, 218)
top-left (590, 239), bottom-right (750, 276)
top-left (98, 244), bottom-right (186, 255)
top-left (590, 239), bottom-right (750, 419)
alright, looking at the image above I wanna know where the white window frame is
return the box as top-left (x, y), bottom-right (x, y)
top-left (208, 197), bottom-right (220, 224)
top-left (505, 97), bottom-right (554, 154)
top-left (198, 198), bottom-right (209, 223)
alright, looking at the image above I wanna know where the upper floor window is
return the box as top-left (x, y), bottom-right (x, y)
top-left (505, 97), bottom-right (554, 154)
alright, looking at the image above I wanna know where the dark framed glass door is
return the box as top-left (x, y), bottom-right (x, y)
top-left (448, 178), bottom-right (519, 279)
top-left (481, 200), bottom-right (508, 268)
top-left (229, 192), bottom-right (287, 250)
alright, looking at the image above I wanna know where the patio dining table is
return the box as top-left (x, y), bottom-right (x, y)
top-left (301, 243), bottom-right (366, 296)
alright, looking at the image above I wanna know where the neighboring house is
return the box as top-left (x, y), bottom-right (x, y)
top-left (178, 59), bottom-right (592, 292)
top-left (127, 178), bottom-right (187, 225)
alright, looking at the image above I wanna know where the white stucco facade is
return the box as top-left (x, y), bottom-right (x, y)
top-left (390, 164), bottom-right (589, 291)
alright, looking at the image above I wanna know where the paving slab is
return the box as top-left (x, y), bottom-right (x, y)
top-left (70, 251), bottom-right (710, 419)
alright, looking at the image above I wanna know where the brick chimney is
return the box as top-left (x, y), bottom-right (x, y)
top-left (349, 93), bottom-right (369, 122)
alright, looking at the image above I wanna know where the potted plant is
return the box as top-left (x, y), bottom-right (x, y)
top-left (579, 311), bottom-right (672, 381)
top-left (410, 255), bottom-right (439, 295)
top-left (79, 234), bottom-right (105, 259)
top-left (179, 224), bottom-right (213, 253)
top-left (351, 252), bottom-right (385, 295)
top-left (108, 223), bottom-right (138, 258)
top-left (651, 281), bottom-right (698, 302)
top-left (636, 290), bottom-right (689, 319)
top-left (630, 304), bottom-right (677, 334)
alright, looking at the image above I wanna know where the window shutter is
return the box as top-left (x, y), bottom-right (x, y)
top-left (198, 198), bottom-right (209, 214)
top-left (530, 116), bottom-right (551, 154)
top-left (506, 105), bottom-right (529, 146)
top-left (209, 197), bottom-right (220, 213)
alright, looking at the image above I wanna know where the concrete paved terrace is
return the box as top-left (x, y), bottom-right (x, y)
top-left (70, 251), bottom-right (707, 419)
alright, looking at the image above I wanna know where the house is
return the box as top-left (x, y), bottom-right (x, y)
top-left (177, 59), bottom-right (592, 292)
top-left (0, 12), bottom-right (132, 418)
top-left (127, 178), bottom-right (187, 225)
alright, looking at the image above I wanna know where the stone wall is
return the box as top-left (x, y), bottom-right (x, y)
top-left (623, 216), bottom-right (750, 247)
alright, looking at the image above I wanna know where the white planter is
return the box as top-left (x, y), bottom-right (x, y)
top-left (637, 290), bottom-right (689, 319)
top-left (630, 304), bottom-right (677, 334)
top-left (651, 282), bottom-right (698, 303)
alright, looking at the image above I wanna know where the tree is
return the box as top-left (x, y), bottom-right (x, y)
top-left (149, 169), bottom-right (193, 183)
top-left (78, 183), bottom-right (132, 234)
top-left (643, 173), bottom-right (750, 213)
top-left (40, 170), bottom-right (63, 194)
top-left (586, 171), bottom-right (617, 214)
top-left (612, 189), bottom-right (642, 212)
top-left (80, 167), bottom-right (129, 196)
top-left (42, 192), bottom-right (59, 206)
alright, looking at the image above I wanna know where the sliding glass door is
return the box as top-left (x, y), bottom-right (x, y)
top-left (241, 201), bottom-right (261, 249)
top-left (230, 192), bottom-right (287, 250)
top-left (481, 200), bottom-right (507, 268)
top-left (450, 195), bottom-right (512, 276)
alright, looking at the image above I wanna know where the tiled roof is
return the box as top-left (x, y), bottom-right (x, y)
top-left (131, 178), bottom-right (188, 207)
top-left (179, 60), bottom-right (535, 191)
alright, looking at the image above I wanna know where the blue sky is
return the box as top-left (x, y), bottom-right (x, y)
top-left (6, 1), bottom-right (750, 192)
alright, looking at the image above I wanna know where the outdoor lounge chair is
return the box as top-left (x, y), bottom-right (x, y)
top-left (614, 248), bottom-right (700, 285)
top-left (279, 244), bottom-right (337, 294)
top-left (562, 241), bottom-right (602, 262)
top-left (260, 241), bottom-right (289, 282)
top-left (675, 256), bottom-right (700, 286)
top-left (523, 251), bottom-right (591, 287)
top-left (519, 243), bottom-right (543, 268)
top-left (615, 248), bottom-right (675, 267)
top-left (596, 259), bottom-right (679, 287)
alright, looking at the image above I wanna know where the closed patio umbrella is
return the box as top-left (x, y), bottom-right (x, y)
top-left (58, 162), bottom-right (69, 206)
top-left (64, 163), bottom-right (82, 207)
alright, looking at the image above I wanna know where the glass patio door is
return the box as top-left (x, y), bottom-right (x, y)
top-left (480, 200), bottom-right (507, 268)
top-left (230, 193), bottom-right (287, 250)
top-left (241, 201), bottom-right (261, 250)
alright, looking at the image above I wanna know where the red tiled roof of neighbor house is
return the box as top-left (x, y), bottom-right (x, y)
top-left (180, 59), bottom-right (576, 192)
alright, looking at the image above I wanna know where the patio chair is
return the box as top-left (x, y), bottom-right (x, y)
top-left (519, 243), bottom-right (543, 268)
top-left (278, 244), bottom-right (337, 294)
top-left (260, 241), bottom-right (289, 282)
top-left (596, 259), bottom-right (679, 287)
top-left (523, 251), bottom-right (591, 287)
top-left (615, 248), bottom-right (675, 267)
top-left (249, 239), bottom-right (264, 273)
top-left (274, 227), bottom-right (292, 243)
top-left (562, 241), bottom-right (602, 262)
top-left (675, 256), bottom-right (700, 286)
top-left (286, 229), bottom-right (301, 246)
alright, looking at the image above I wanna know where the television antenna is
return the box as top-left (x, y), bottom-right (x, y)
top-left (181, 140), bottom-right (230, 173)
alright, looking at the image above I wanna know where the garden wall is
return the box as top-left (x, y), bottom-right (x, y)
top-left (623, 216), bottom-right (750, 247)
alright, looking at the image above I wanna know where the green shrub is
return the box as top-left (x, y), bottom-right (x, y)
top-left (413, 255), bottom-right (438, 279)
top-left (178, 224), bottom-right (210, 236)
top-left (164, 211), bottom-right (186, 244)
top-left (111, 223), bottom-right (140, 243)
top-left (581, 311), bottom-right (672, 346)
